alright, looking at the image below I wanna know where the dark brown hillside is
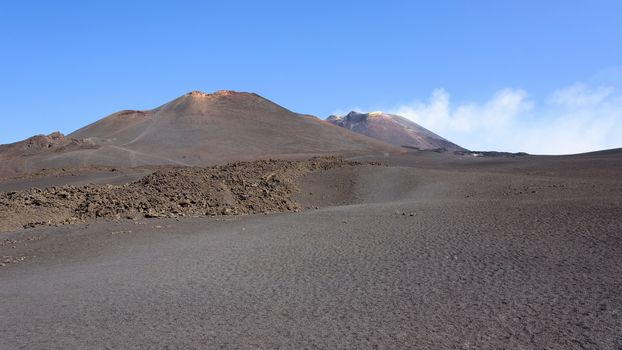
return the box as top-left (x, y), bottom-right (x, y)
top-left (0, 91), bottom-right (400, 177)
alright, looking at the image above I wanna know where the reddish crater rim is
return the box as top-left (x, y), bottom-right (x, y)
top-left (186, 90), bottom-right (242, 97)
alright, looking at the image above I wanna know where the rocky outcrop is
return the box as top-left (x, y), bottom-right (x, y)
top-left (0, 157), bottom-right (366, 232)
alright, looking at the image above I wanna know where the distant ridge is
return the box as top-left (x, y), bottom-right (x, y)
top-left (327, 111), bottom-right (466, 151)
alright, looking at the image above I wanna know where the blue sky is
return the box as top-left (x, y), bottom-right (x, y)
top-left (1, 1), bottom-right (621, 153)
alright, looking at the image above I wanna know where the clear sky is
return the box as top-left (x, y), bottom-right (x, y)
top-left (1, 1), bottom-right (621, 154)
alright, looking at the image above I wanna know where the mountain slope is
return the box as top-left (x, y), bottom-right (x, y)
top-left (327, 111), bottom-right (466, 151)
top-left (0, 91), bottom-right (399, 177)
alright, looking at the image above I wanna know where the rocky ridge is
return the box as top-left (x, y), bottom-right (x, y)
top-left (0, 157), bottom-right (365, 232)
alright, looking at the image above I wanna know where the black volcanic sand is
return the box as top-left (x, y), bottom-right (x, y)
top-left (1, 151), bottom-right (622, 349)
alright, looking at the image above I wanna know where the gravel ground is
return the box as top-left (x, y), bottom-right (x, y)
top-left (0, 152), bottom-right (621, 349)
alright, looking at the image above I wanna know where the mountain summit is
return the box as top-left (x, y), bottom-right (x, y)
top-left (327, 111), bottom-right (466, 151)
top-left (0, 91), bottom-right (398, 176)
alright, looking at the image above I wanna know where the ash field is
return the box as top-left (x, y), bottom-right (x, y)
top-left (1, 91), bottom-right (621, 349)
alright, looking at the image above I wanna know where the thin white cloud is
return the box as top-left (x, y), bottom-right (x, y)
top-left (549, 83), bottom-right (614, 107)
top-left (384, 83), bottom-right (622, 155)
top-left (394, 88), bottom-right (532, 133)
